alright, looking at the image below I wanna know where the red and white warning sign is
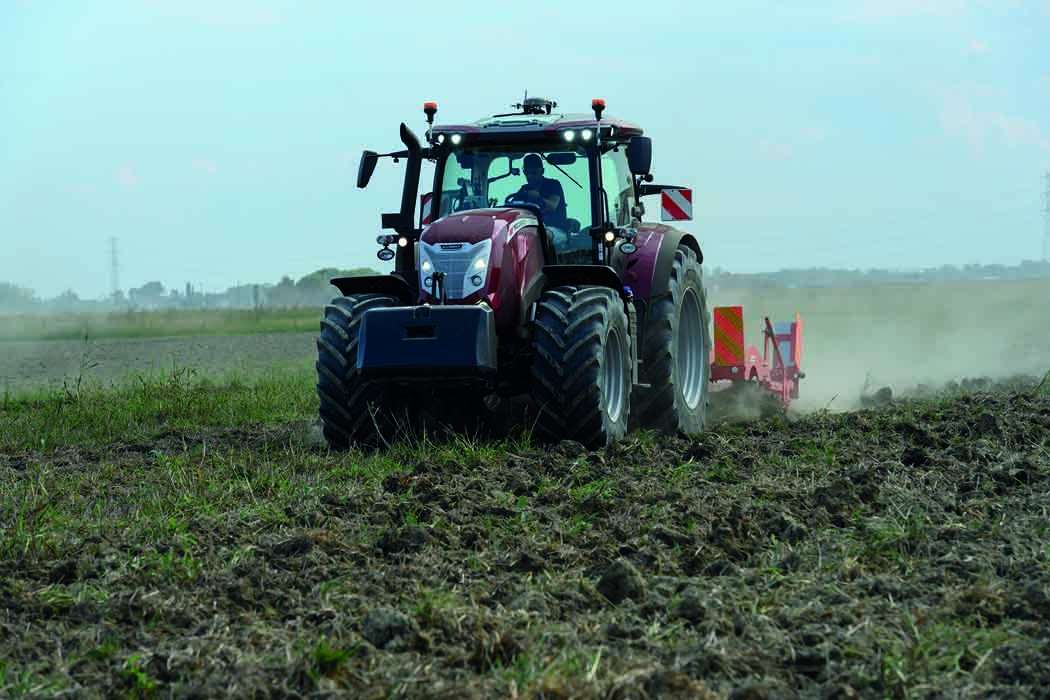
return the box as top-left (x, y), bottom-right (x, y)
top-left (660, 188), bottom-right (693, 221)
top-left (420, 192), bottom-right (434, 225)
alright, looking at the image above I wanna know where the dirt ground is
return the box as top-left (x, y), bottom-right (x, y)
top-left (2, 378), bottom-right (1049, 698)
top-left (0, 332), bottom-right (317, 394)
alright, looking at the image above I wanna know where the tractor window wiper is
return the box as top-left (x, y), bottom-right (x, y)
top-left (540, 154), bottom-right (583, 189)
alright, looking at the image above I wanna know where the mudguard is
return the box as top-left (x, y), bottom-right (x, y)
top-left (542, 265), bottom-right (627, 299)
top-left (330, 274), bottom-right (415, 306)
top-left (648, 231), bottom-right (703, 300)
top-left (620, 226), bottom-right (702, 302)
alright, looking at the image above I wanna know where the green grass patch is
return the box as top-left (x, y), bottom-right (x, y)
top-left (0, 365), bottom-right (316, 453)
top-left (0, 307), bottom-right (321, 342)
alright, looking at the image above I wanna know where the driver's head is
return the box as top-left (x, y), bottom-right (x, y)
top-left (522, 154), bottom-right (544, 185)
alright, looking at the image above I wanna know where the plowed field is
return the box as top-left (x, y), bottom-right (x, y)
top-left (3, 377), bottom-right (1049, 698)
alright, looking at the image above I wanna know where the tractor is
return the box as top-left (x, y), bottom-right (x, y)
top-left (316, 96), bottom-right (714, 451)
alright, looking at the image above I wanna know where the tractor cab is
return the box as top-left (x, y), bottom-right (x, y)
top-left (423, 97), bottom-right (649, 265)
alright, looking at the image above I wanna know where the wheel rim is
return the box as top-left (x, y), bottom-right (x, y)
top-left (678, 289), bottom-right (705, 410)
top-left (603, 326), bottom-right (628, 423)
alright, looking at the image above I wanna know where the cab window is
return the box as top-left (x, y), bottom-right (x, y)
top-left (600, 147), bottom-right (635, 226)
top-left (437, 147), bottom-right (590, 233)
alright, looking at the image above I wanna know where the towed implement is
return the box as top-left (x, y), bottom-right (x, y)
top-left (316, 96), bottom-right (802, 451)
top-left (710, 305), bottom-right (804, 405)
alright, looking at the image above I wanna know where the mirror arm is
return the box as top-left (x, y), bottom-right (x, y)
top-left (638, 183), bottom-right (686, 197)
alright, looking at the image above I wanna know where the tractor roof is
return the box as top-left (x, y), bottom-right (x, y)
top-left (431, 111), bottom-right (643, 139)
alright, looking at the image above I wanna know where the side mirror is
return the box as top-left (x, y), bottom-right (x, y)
top-left (627, 136), bottom-right (652, 176)
top-left (357, 150), bottom-right (379, 188)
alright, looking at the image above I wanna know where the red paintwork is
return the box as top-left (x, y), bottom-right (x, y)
top-left (419, 208), bottom-right (545, 332)
top-left (621, 222), bottom-right (683, 302)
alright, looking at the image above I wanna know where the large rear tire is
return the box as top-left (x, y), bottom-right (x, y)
top-left (631, 247), bottom-right (711, 435)
top-left (315, 294), bottom-right (397, 450)
top-left (531, 286), bottom-right (631, 449)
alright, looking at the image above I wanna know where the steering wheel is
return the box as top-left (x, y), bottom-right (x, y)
top-left (504, 199), bottom-right (543, 218)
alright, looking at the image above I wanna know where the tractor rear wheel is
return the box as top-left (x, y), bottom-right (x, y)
top-left (631, 246), bottom-right (711, 435)
top-left (531, 286), bottom-right (631, 449)
top-left (315, 294), bottom-right (397, 450)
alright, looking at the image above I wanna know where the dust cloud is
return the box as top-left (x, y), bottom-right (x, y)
top-left (3, 278), bottom-right (1048, 408)
top-left (708, 277), bottom-right (1050, 411)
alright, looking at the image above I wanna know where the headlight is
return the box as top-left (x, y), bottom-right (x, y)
top-left (417, 247), bottom-right (436, 278)
top-left (462, 240), bottom-right (492, 294)
top-left (465, 251), bottom-right (489, 292)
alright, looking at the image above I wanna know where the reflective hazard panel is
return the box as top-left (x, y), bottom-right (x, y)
top-left (420, 192), bottom-right (434, 225)
top-left (660, 188), bottom-right (693, 221)
top-left (712, 306), bottom-right (745, 366)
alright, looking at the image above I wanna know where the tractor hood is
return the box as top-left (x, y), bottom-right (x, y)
top-left (422, 208), bottom-right (538, 245)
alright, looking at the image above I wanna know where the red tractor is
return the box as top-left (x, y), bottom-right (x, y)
top-left (316, 96), bottom-right (794, 450)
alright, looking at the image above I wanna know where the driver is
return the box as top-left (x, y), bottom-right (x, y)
top-left (510, 154), bottom-right (569, 230)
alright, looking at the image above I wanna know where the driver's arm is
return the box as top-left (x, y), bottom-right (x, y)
top-left (539, 179), bottom-right (563, 215)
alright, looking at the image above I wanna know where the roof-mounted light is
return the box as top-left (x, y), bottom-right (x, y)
top-left (592, 98), bottom-right (606, 120)
top-left (423, 101), bottom-right (438, 124)
top-left (581, 129), bottom-right (593, 141)
top-left (450, 133), bottom-right (462, 145)
top-left (563, 130), bottom-right (575, 142)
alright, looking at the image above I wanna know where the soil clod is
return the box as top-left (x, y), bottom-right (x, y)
top-left (361, 607), bottom-right (420, 651)
top-left (597, 557), bottom-right (647, 604)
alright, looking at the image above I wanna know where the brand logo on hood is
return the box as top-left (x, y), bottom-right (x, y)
top-left (439, 243), bottom-right (464, 251)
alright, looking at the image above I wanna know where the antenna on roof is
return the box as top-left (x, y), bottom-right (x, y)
top-left (511, 91), bottom-right (557, 115)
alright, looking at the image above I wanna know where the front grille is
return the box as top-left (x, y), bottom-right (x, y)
top-left (430, 248), bottom-right (474, 298)
top-left (420, 239), bottom-right (490, 299)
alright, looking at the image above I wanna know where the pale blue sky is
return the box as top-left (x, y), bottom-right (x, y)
top-left (3, 0), bottom-right (1048, 298)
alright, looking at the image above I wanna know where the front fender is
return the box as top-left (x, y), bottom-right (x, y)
top-left (330, 274), bottom-right (415, 305)
top-left (542, 265), bottom-right (628, 300)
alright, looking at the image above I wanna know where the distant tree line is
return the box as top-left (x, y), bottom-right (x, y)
top-left (707, 259), bottom-right (1050, 290)
top-left (0, 267), bottom-right (381, 313)
top-left (4, 259), bottom-right (1050, 313)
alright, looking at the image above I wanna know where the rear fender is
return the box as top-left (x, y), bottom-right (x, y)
top-left (330, 274), bottom-right (415, 306)
top-left (622, 226), bottom-right (703, 301)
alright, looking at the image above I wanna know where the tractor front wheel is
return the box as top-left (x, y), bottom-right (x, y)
top-left (531, 286), bottom-right (631, 449)
top-left (315, 294), bottom-right (397, 450)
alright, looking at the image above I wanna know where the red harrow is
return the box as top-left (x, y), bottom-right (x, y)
top-left (710, 306), bottom-right (804, 406)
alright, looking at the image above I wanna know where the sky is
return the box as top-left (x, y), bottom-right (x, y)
top-left (2, 0), bottom-right (1049, 299)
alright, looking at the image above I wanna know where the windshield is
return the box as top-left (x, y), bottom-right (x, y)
top-left (436, 146), bottom-right (591, 233)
